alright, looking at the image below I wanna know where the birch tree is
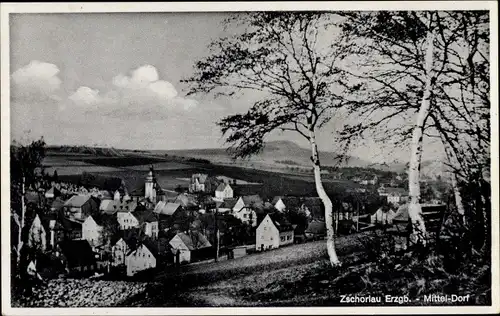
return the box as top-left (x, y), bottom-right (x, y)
top-left (183, 12), bottom-right (353, 266)
top-left (338, 11), bottom-right (489, 245)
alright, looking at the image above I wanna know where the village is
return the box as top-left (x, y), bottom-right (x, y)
top-left (5, 7), bottom-right (492, 310)
top-left (11, 163), bottom-right (446, 283)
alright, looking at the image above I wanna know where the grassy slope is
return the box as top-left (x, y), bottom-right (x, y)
top-left (120, 231), bottom-right (491, 307)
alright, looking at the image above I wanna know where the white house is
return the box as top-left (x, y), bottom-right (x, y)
top-left (116, 210), bottom-right (159, 238)
top-left (233, 195), bottom-right (263, 227)
top-left (125, 242), bottom-right (157, 276)
top-left (189, 173), bottom-right (209, 193)
top-left (387, 192), bottom-right (409, 205)
top-left (255, 214), bottom-right (294, 251)
top-left (134, 210), bottom-right (159, 238)
top-left (111, 237), bottom-right (134, 267)
top-left (370, 207), bottom-right (396, 225)
top-left (214, 183), bottom-right (234, 200)
top-left (82, 214), bottom-right (116, 249)
top-left (27, 214), bottom-right (48, 251)
top-left (169, 232), bottom-right (212, 264)
top-left (82, 215), bottom-right (104, 249)
top-left (117, 211), bottom-right (140, 230)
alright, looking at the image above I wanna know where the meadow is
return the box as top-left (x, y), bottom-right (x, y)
top-left (42, 150), bottom-right (369, 201)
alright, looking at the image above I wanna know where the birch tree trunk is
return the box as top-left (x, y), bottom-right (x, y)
top-left (408, 27), bottom-right (435, 246)
top-left (308, 126), bottom-right (341, 266)
top-left (17, 176), bottom-right (26, 267)
top-left (451, 172), bottom-right (466, 223)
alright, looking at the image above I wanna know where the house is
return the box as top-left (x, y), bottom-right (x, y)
top-left (255, 213), bottom-right (294, 251)
top-left (233, 195), bottom-right (264, 227)
top-left (168, 193), bottom-right (198, 209)
top-left (189, 173), bottom-right (208, 193)
top-left (59, 239), bottom-right (97, 275)
top-left (370, 206), bottom-right (396, 225)
top-left (189, 173), bottom-right (217, 193)
top-left (169, 231), bottom-right (212, 264)
top-left (305, 220), bottom-right (327, 240)
top-left (44, 186), bottom-right (61, 199)
top-left (116, 209), bottom-right (159, 238)
top-left (134, 210), bottom-right (159, 238)
top-left (272, 196), bottom-right (301, 212)
top-left (63, 194), bottom-right (99, 221)
top-left (27, 213), bottom-right (64, 251)
top-left (111, 235), bottom-right (138, 267)
top-left (27, 214), bottom-right (48, 251)
top-left (125, 240), bottom-right (159, 276)
top-left (154, 201), bottom-right (182, 217)
top-left (82, 214), bottom-right (117, 249)
top-left (217, 198), bottom-right (238, 213)
top-left (214, 183), bottom-right (234, 200)
top-left (100, 199), bottom-right (138, 215)
top-left (386, 188), bottom-right (409, 205)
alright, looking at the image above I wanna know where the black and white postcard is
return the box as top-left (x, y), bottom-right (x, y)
top-left (1, 2), bottom-right (498, 315)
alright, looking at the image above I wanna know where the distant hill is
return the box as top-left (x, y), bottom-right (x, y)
top-left (161, 140), bottom-right (399, 171)
top-left (47, 145), bottom-right (124, 157)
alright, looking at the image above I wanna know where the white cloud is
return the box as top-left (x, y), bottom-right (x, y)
top-left (11, 60), bottom-right (62, 101)
top-left (69, 86), bottom-right (101, 105)
top-left (112, 64), bottom-right (182, 103)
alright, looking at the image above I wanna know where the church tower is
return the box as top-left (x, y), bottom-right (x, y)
top-left (145, 165), bottom-right (157, 204)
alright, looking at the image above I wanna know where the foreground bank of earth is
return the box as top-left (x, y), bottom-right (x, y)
top-left (11, 279), bottom-right (154, 307)
top-left (120, 234), bottom-right (491, 307)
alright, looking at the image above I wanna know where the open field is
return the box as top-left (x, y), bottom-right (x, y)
top-left (42, 150), bottom-right (373, 203)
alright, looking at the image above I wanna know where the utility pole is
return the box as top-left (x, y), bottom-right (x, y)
top-left (214, 204), bottom-right (220, 262)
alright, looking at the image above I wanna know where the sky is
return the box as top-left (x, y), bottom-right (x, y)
top-left (9, 12), bottom-right (445, 164)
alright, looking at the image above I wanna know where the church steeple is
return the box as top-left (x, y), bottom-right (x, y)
top-left (145, 165), bottom-right (157, 203)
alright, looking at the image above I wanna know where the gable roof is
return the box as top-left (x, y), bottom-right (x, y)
top-left (45, 186), bottom-right (61, 197)
top-left (100, 199), bottom-right (138, 214)
top-left (240, 195), bottom-right (264, 208)
top-left (215, 183), bottom-right (231, 192)
top-left (192, 173), bottom-right (208, 184)
top-left (64, 195), bottom-right (92, 208)
top-left (173, 193), bottom-right (198, 208)
top-left (154, 201), bottom-right (181, 216)
top-left (273, 196), bottom-right (301, 209)
top-left (50, 198), bottom-right (66, 211)
top-left (219, 198), bottom-right (238, 209)
top-left (133, 209), bottom-right (158, 224)
top-left (172, 231), bottom-right (212, 251)
top-left (264, 213), bottom-right (294, 232)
